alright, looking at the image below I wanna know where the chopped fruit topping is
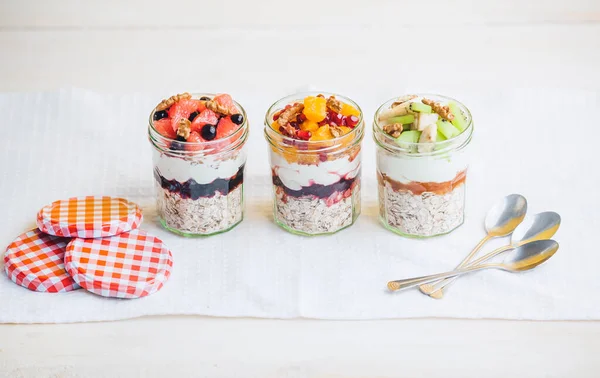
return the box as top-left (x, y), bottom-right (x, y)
top-left (340, 103), bottom-right (360, 117)
top-left (153, 110), bottom-right (168, 121)
top-left (345, 115), bottom-right (359, 127)
top-left (200, 124), bottom-right (217, 141)
top-left (191, 109), bottom-right (219, 132)
top-left (152, 92), bottom-right (245, 150)
top-left (216, 116), bottom-right (238, 139)
top-left (154, 118), bottom-right (178, 139)
top-left (383, 123), bottom-right (403, 138)
top-left (213, 93), bottom-right (239, 114)
top-left (303, 96), bottom-right (327, 122)
top-left (231, 113), bottom-right (244, 125)
top-left (271, 94), bottom-right (361, 145)
top-left (300, 120), bottom-right (319, 132)
top-left (186, 131), bottom-right (205, 151)
top-left (188, 111), bottom-right (199, 122)
top-left (378, 95), bottom-right (469, 153)
top-left (169, 99), bottom-right (203, 132)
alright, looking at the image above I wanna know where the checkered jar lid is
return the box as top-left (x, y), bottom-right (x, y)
top-left (64, 229), bottom-right (173, 299)
top-left (4, 229), bottom-right (80, 292)
top-left (36, 196), bottom-right (143, 238)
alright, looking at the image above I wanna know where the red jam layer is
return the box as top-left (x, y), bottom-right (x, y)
top-left (378, 170), bottom-right (466, 195)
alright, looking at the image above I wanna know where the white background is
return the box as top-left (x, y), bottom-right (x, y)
top-left (1, 0), bottom-right (599, 377)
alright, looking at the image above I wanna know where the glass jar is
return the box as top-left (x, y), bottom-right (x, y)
top-left (373, 94), bottom-right (473, 238)
top-left (264, 92), bottom-right (365, 236)
top-left (148, 93), bottom-right (249, 236)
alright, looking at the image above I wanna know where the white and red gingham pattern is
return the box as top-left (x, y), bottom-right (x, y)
top-left (64, 229), bottom-right (172, 299)
top-left (36, 196), bottom-right (143, 238)
top-left (4, 229), bottom-right (80, 292)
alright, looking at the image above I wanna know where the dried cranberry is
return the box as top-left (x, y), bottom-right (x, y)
top-left (273, 110), bottom-right (282, 121)
top-left (296, 113), bottom-right (307, 123)
top-left (319, 152), bottom-right (328, 162)
top-left (318, 119), bottom-right (328, 126)
top-left (289, 121), bottom-right (298, 129)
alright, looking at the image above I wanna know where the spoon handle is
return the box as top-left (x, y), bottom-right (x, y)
top-left (425, 245), bottom-right (513, 297)
top-left (388, 265), bottom-right (492, 292)
top-left (418, 235), bottom-right (492, 295)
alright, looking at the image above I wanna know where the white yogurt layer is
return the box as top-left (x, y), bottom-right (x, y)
top-left (270, 151), bottom-right (361, 191)
top-left (376, 149), bottom-right (467, 184)
top-left (153, 149), bottom-right (247, 184)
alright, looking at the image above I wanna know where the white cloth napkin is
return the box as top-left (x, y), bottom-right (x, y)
top-left (0, 88), bottom-right (597, 323)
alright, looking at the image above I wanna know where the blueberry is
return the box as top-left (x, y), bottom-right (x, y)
top-left (170, 135), bottom-right (187, 151)
top-left (231, 113), bottom-right (244, 125)
top-left (153, 110), bottom-right (168, 121)
top-left (188, 111), bottom-right (199, 122)
top-left (180, 181), bottom-right (192, 199)
top-left (199, 96), bottom-right (211, 101)
top-left (201, 124), bottom-right (217, 141)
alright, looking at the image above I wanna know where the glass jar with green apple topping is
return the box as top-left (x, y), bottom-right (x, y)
top-left (264, 92), bottom-right (365, 236)
top-left (373, 94), bottom-right (473, 238)
top-left (148, 93), bottom-right (249, 236)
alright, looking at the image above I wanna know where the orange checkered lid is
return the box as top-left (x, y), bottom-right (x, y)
top-left (4, 229), bottom-right (80, 293)
top-left (36, 196), bottom-right (143, 238)
top-left (64, 229), bottom-right (173, 299)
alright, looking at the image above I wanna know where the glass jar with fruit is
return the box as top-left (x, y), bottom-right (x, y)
top-left (264, 92), bottom-right (365, 236)
top-left (373, 94), bottom-right (473, 238)
top-left (148, 92), bottom-right (249, 236)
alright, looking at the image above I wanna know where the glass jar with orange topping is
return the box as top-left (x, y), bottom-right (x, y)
top-left (264, 92), bottom-right (365, 235)
top-left (373, 94), bottom-right (474, 238)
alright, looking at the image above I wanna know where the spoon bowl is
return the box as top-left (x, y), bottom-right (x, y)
top-left (485, 194), bottom-right (528, 237)
top-left (500, 239), bottom-right (559, 272)
top-left (511, 211), bottom-right (561, 245)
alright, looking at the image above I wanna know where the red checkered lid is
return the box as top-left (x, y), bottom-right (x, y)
top-left (36, 196), bottom-right (143, 238)
top-left (64, 229), bottom-right (173, 299)
top-left (4, 229), bottom-right (80, 292)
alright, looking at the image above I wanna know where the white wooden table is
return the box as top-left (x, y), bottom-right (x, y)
top-left (1, 1), bottom-right (599, 377)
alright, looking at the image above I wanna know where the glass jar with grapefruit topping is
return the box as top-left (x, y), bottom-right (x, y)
top-left (373, 94), bottom-right (473, 238)
top-left (264, 92), bottom-right (365, 235)
top-left (148, 92), bottom-right (249, 236)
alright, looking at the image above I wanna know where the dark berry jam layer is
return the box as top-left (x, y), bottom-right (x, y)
top-left (154, 165), bottom-right (244, 200)
top-left (272, 170), bottom-right (359, 199)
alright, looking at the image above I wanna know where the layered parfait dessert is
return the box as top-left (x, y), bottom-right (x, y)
top-left (148, 92), bottom-right (248, 236)
top-left (373, 94), bottom-right (473, 238)
top-left (264, 93), bottom-right (364, 235)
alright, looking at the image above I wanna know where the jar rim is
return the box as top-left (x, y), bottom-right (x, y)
top-left (148, 92), bottom-right (248, 156)
top-left (373, 93), bottom-right (473, 157)
top-left (264, 91), bottom-right (365, 153)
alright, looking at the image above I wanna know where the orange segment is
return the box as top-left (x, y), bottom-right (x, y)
top-left (340, 103), bottom-right (360, 117)
top-left (303, 96), bottom-right (327, 122)
top-left (300, 120), bottom-right (319, 132)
